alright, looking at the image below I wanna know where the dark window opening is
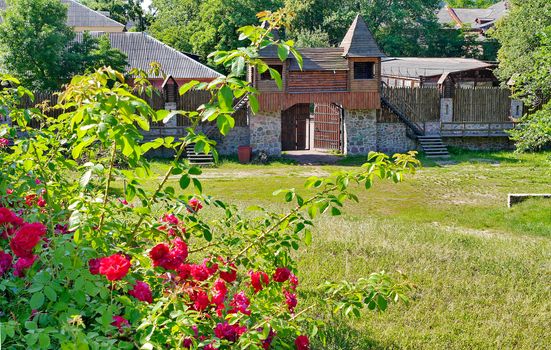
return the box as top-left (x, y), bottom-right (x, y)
top-left (260, 65), bottom-right (283, 80)
top-left (354, 62), bottom-right (374, 80)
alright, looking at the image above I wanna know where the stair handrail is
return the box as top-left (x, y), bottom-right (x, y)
top-left (381, 82), bottom-right (425, 136)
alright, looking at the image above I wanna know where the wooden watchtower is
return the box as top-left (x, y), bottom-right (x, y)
top-left (248, 15), bottom-right (385, 155)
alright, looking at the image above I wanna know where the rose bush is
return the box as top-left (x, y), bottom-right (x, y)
top-left (0, 10), bottom-right (419, 349)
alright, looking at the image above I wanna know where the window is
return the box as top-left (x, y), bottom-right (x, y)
top-left (354, 62), bottom-right (374, 80)
top-left (260, 65), bottom-right (283, 80)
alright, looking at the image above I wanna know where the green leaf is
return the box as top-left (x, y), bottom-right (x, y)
top-left (72, 136), bottom-right (96, 159)
top-left (331, 207), bottom-right (341, 216)
top-left (218, 85), bottom-right (234, 111)
top-left (304, 229), bottom-right (312, 246)
top-left (39, 333), bottom-right (51, 348)
top-left (179, 174), bottom-right (191, 190)
top-left (188, 167), bottom-right (202, 176)
top-left (44, 286), bottom-right (57, 302)
top-left (30, 292), bottom-right (45, 309)
top-left (269, 68), bottom-right (283, 90)
top-left (277, 44), bottom-right (290, 62)
top-left (179, 80), bottom-right (200, 95)
top-left (193, 178), bottom-right (202, 193)
top-left (203, 230), bottom-right (212, 242)
top-left (249, 94), bottom-right (259, 114)
top-left (80, 169), bottom-right (92, 188)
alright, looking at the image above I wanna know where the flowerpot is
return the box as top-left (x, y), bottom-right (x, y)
top-left (237, 146), bottom-right (252, 164)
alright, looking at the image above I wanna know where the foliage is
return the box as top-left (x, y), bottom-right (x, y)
top-left (149, 0), bottom-right (283, 60)
top-left (81, 0), bottom-right (152, 32)
top-left (0, 0), bottom-right (75, 90)
top-left (0, 0), bottom-right (129, 90)
top-left (445, 0), bottom-right (500, 7)
top-left (508, 26), bottom-right (551, 151)
top-left (493, 0), bottom-right (551, 151)
top-left (149, 0), bottom-right (480, 63)
top-left (0, 11), bottom-right (419, 349)
top-left (493, 0), bottom-right (551, 83)
top-left (290, 28), bottom-right (331, 48)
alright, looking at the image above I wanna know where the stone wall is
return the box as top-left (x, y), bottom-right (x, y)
top-left (249, 111), bottom-right (281, 156)
top-left (209, 126), bottom-right (250, 155)
top-left (376, 123), bottom-right (417, 154)
top-left (344, 109), bottom-right (377, 155)
top-left (443, 136), bottom-right (515, 151)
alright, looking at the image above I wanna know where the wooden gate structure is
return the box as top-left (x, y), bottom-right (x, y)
top-left (281, 104), bottom-right (310, 151)
top-left (313, 104), bottom-right (343, 151)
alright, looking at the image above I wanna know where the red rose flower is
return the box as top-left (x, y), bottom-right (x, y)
top-left (295, 335), bottom-right (310, 350)
top-left (212, 278), bottom-right (227, 316)
top-left (219, 261), bottom-right (237, 283)
top-left (162, 213), bottom-right (179, 225)
top-left (36, 197), bottom-right (46, 207)
top-left (150, 243), bottom-right (169, 262)
top-left (289, 273), bottom-right (299, 290)
top-left (24, 194), bottom-right (36, 207)
top-left (187, 198), bottom-right (203, 213)
top-left (214, 322), bottom-right (247, 343)
top-left (230, 291), bottom-right (251, 315)
top-left (0, 207), bottom-right (23, 226)
top-left (273, 267), bottom-right (291, 283)
top-left (0, 250), bottom-right (13, 275)
top-left (177, 263), bottom-right (192, 280)
top-left (249, 271), bottom-right (269, 293)
top-left (192, 290), bottom-right (210, 312)
top-left (112, 316), bottom-right (130, 332)
top-left (9, 222), bottom-right (47, 258)
top-left (0, 138), bottom-right (9, 147)
top-left (88, 258), bottom-right (101, 275)
top-left (13, 255), bottom-right (37, 277)
top-left (129, 281), bottom-right (153, 303)
top-left (284, 289), bottom-right (298, 313)
top-left (190, 263), bottom-right (210, 281)
top-left (6, 189), bottom-right (13, 195)
top-left (99, 254), bottom-right (130, 281)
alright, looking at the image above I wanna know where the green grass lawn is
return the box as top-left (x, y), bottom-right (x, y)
top-left (145, 150), bottom-right (551, 349)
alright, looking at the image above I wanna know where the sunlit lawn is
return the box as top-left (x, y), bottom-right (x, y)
top-left (136, 150), bottom-right (551, 349)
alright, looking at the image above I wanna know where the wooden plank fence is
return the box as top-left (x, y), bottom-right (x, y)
top-left (453, 87), bottom-right (511, 122)
top-left (379, 87), bottom-right (440, 123)
top-left (18, 89), bottom-right (248, 128)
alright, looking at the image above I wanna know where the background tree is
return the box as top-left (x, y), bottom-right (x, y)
top-left (149, 0), bottom-right (282, 60)
top-left (493, 0), bottom-right (551, 151)
top-left (446, 0), bottom-right (501, 7)
top-left (0, 0), bottom-right (75, 90)
top-left (80, 0), bottom-right (152, 31)
top-left (0, 0), bottom-right (128, 90)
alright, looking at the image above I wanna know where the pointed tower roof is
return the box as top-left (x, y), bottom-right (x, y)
top-left (340, 15), bottom-right (384, 58)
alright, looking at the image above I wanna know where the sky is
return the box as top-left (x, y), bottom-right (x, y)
top-left (142, 0), bottom-right (152, 10)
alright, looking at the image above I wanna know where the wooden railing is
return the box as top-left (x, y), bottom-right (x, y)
top-left (440, 122), bottom-right (517, 137)
top-left (380, 82), bottom-right (425, 137)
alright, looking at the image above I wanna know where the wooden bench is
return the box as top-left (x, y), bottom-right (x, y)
top-left (508, 194), bottom-right (551, 208)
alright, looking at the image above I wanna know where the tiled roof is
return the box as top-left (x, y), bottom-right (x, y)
top-left (0, 0), bottom-right (125, 29)
top-left (437, 1), bottom-right (508, 30)
top-left (381, 57), bottom-right (495, 78)
top-left (340, 15), bottom-right (384, 58)
top-left (75, 32), bottom-right (222, 79)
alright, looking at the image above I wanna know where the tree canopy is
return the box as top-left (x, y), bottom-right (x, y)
top-left (80, 0), bottom-right (152, 31)
top-left (493, 0), bottom-right (551, 151)
top-left (0, 0), bottom-right (128, 90)
top-left (445, 0), bottom-right (501, 7)
top-left (149, 0), bottom-right (482, 63)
